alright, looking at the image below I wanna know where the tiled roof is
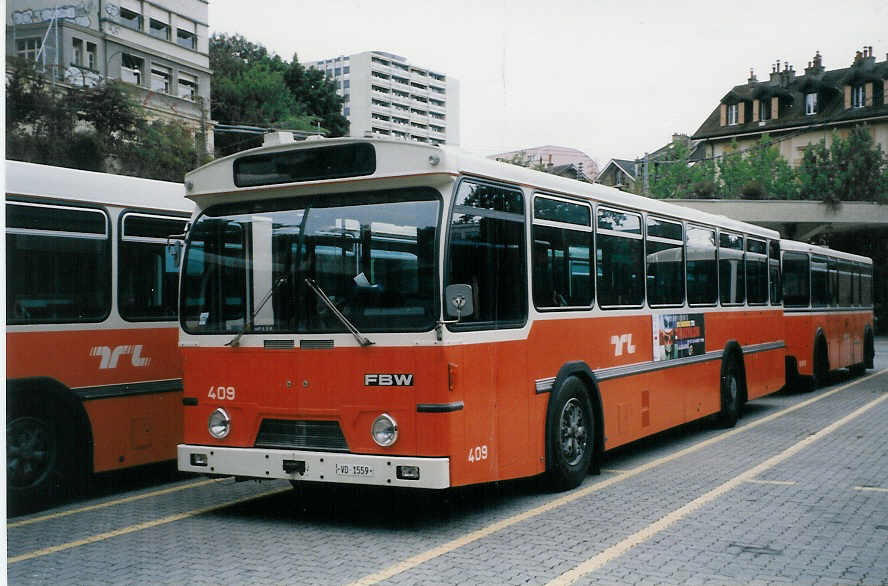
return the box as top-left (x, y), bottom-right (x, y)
top-left (693, 55), bottom-right (888, 140)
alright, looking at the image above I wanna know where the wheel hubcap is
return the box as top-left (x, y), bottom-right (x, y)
top-left (559, 398), bottom-right (587, 466)
top-left (7, 416), bottom-right (54, 489)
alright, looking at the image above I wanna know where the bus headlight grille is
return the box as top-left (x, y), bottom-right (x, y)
top-left (254, 419), bottom-right (349, 452)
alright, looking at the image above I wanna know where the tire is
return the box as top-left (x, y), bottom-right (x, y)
top-left (717, 359), bottom-right (743, 428)
top-left (812, 339), bottom-right (829, 389)
top-left (864, 330), bottom-right (875, 370)
top-left (6, 394), bottom-right (76, 515)
top-left (545, 377), bottom-right (594, 492)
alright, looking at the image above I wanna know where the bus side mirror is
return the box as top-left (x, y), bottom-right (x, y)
top-left (167, 238), bottom-right (184, 268)
top-left (445, 284), bottom-right (474, 319)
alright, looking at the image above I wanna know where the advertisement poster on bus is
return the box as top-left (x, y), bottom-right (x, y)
top-left (652, 313), bottom-right (705, 361)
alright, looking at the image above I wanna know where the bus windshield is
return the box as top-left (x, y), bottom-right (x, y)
top-left (181, 188), bottom-right (440, 335)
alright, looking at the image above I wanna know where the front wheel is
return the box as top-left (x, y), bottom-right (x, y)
top-left (6, 398), bottom-right (74, 515)
top-left (545, 377), bottom-right (594, 492)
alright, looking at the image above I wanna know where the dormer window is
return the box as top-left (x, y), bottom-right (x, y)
top-left (727, 103), bottom-right (739, 125)
top-left (805, 92), bottom-right (818, 115)
top-left (851, 85), bottom-right (865, 108)
top-left (759, 99), bottom-right (771, 121)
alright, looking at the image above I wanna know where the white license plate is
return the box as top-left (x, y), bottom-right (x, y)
top-left (335, 463), bottom-right (374, 477)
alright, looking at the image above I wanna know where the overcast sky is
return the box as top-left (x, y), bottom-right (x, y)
top-left (209, 0), bottom-right (888, 167)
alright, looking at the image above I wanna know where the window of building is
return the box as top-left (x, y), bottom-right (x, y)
top-left (805, 92), bottom-right (818, 115)
top-left (759, 99), bottom-right (771, 121)
top-left (6, 202), bottom-right (110, 324)
top-left (176, 28), bottom-right (196, 49)
top-left (646, 216), bottom-right (684, 306)
top-left (343, 66), bottom-right (350, 74)
top-left (72, 38), bottom-right (83, 66)
top-left (118, 213), bottom-right (188, 321)
top-left (149, 18), bottom-right (170, 40)
top-left (719, 231), bottom-right (745, 305)
top-left (446, 179), bottom-right (526, 328)
top-left (151, 65), bottom-right (171, 93)
top-left (119, 7), bottom-right (142, 31)
top-left (87, 42), bottom-right (97, 69)
top-left (343, 106), bottom-right (350, 116)
top-left (596, 208), bottom-right (644, 307)
top-left (16, 38), bottom-right (42, 61)
top-left (727, 103), bottom-right (739, 125)
top-left (852, 85), bottom-right (865, 108)
top-left (121, 54), bottom-right (144, 85)
top-left (686, 225), bottom-right (717, 305)
top-left (178, 72), bottom-right (197, 100)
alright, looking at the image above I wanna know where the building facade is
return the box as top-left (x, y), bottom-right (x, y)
top-left (693, 47), bottom-right (888, 166)
top-left (306, 51), bottom-right (460, 146)
top-left (7, 0), bottom-right (211, 149)
top-left (491, 145), bottom-right (599, 181)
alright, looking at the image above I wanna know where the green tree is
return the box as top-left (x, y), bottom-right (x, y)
top-left (210, 33), bottom-right (348, 154)
top-left (716, 135), bottom-right (798, 200)
top-left (118, 119), bottom-right (210, 182)
top-left (798, 127), bottom-right (887, 206)
top-left (648, 139), bottom-right (716, 199)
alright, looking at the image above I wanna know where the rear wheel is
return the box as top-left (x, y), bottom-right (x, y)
top-left (545, 377), bottom-right (594, 492)
top-left (812, 338), bottom-right (829, 389)
top-left (718, 359), bottom-right (743, 428)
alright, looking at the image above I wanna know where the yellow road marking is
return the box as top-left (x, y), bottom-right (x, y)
top-left (8, 487), bottom-right (290, 564)
top-left (547, 391), bottom-right (888, 585)
top-left (744, 479), bottom-right (797, 486)
top-left (349, 368), bottom-right (887, 586)
top-left (600, 469), bottom-right (632, 474)
top-left (855, 486), bottom-right (888, 493)
top-left (8, 478), bottom-right (227, 529)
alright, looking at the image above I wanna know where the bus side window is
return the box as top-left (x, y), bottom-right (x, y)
top-left (6, 202), bottom-right (111, 324)
top-left (719, 231), bottom-right (745, 305)
top-left (596, 208), bottom-right (644, 308)
top-left (119, 213), bottom-right (188, 321)
top-left (532, 195), bottom-right (593, 309)
top-left (447, 179), bottom-right (526, 328)
top-left (686, 225), bottom-right (717, 306)
top-left (646, 216), bottom-right (684, 306)
top-left (769, 240), bottom-right (781, 304)
top-left (782, 252), bottom-right (810, 307)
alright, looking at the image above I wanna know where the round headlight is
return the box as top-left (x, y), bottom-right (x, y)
top-left (371, 413), bottom-right (398, 447)
top-left (208, 407), bottom-right (231, 439)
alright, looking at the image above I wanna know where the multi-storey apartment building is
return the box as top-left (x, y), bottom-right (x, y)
top-left (7, 0), bottom-right (211, 149)
top-left (307, 51), bottom-right (460, 146)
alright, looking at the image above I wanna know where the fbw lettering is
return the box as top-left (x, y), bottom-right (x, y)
top-left (364, 373), bottom-right (414, 386)
top-left (90, 345), bottom-right (151, 369)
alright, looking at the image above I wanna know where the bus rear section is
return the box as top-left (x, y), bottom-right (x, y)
top-left (781, 240), bottom-right (875, 390)
top-left (177, 136), bottom-right (788, 492)
top-left (6, 161), bottom-right (190, 513)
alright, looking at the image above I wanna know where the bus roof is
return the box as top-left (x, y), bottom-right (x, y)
top-left (185, 136), bottom-right (779, 240)
top-left (781, 238), bottom-right (872, 265)
top-left (5, 160), bottom-right (192, 213)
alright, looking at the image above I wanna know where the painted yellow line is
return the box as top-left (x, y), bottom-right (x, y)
top-left (600, 469), bottom-right (632, 474)
top-left (8, 478), bottom-right (227, 529)
top-left (349, 368), bottom-right (887, 586)
top-left (547, 391), bottom-right (888, 586)
top-left (744, 479), bottom-right (797, 486)
top-left (855, 486), bottom-right (888, 493)
top-left (8, 487), bottom-right (290, 564)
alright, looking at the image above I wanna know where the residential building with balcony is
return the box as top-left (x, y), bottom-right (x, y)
top-left (306, 51), bottom-right (460, 146)
top-left (7, 0), bottom-right (212, 151)
top-left (692, 47), bottom-right (888, 166)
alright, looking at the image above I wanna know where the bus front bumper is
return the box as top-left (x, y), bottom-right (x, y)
top-left (177, 444), bottom-right (450, 489)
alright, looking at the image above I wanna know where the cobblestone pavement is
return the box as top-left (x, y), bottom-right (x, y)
top-left (8, 340), bottom-right (888, 585)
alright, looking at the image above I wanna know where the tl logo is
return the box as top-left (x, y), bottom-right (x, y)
top-left (90, 345), bottom-right (151, 369)
top-left (610, 333), bottom-right (636, 357)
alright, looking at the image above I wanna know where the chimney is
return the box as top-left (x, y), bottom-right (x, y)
top-left (770, 61), bottom-right (782, 83)
top-left (805, 51), bottom-right (825, 76)
top-left (748, 68), bottom-right (757, 84)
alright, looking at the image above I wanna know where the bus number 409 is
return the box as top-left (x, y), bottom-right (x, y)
top-left (468, 445), bottom-right (488, 463)
top-left (208, 386), bottom-right (236, 400)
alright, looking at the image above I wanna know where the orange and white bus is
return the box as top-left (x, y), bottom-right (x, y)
top-left (781, 239), bottom-right (875, 390)
top-left (177, 135), bottom-right (786, 491)
top-left (6, 161), bottom-right (191, 512)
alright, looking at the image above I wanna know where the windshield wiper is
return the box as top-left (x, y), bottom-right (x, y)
top-left (304, 277), bottom-right (374, 347)
top-left (226, 275), bottom-right (288, 347)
